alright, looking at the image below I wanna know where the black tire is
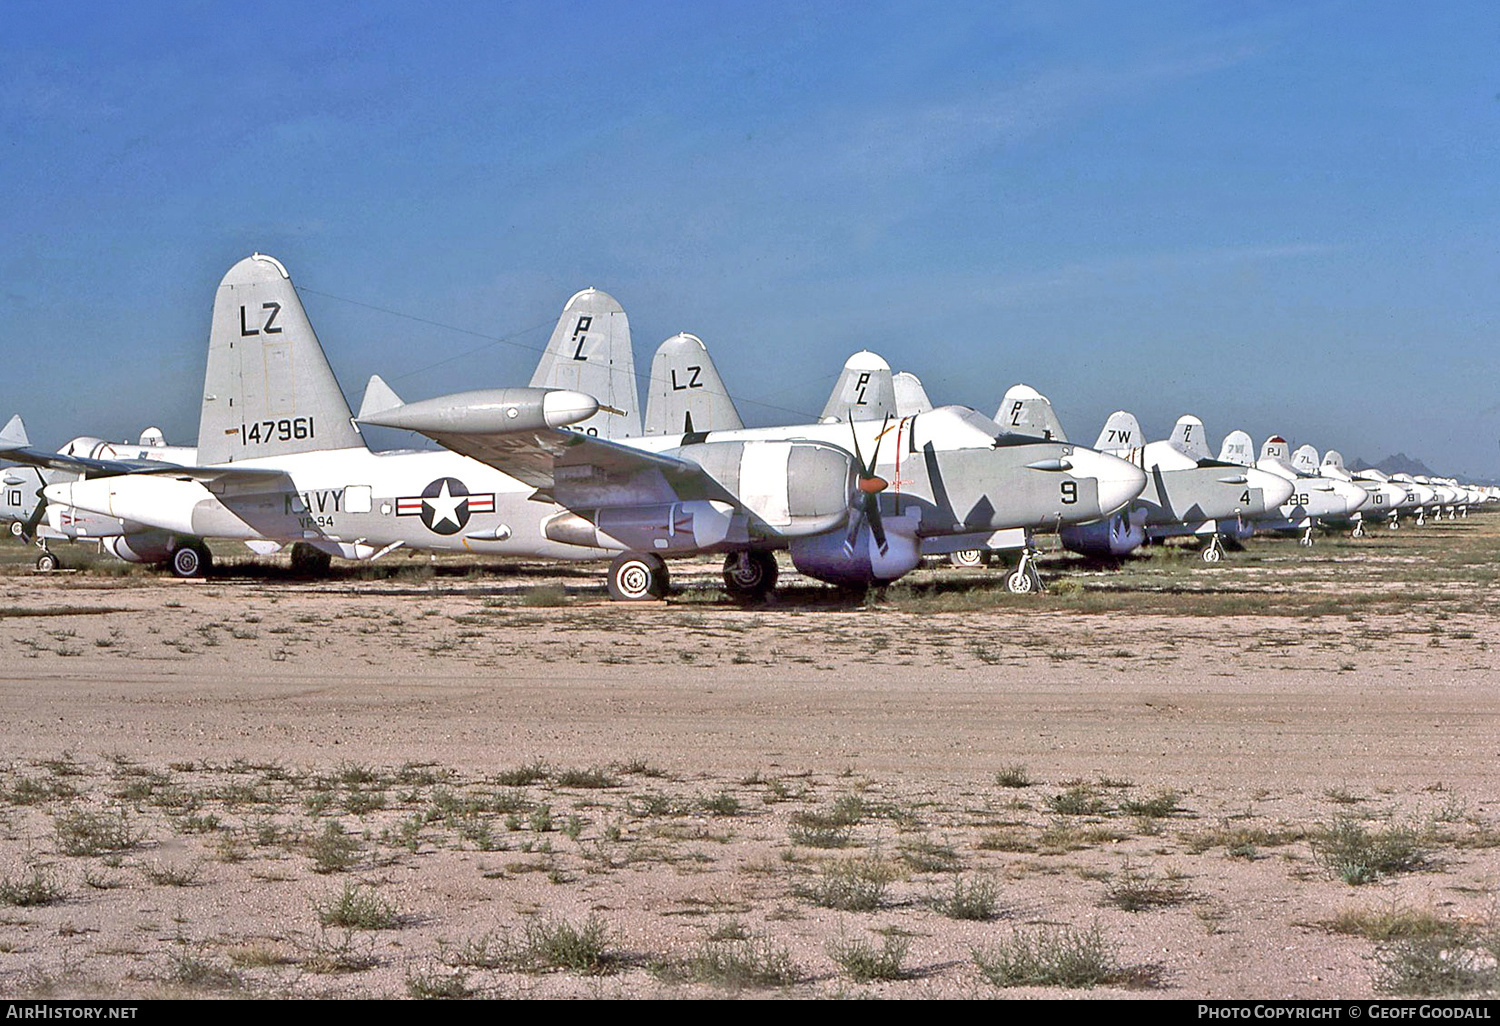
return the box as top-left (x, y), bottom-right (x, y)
top-left (35, 551), bottom-right (61, 572)
top-left (723, 551), bottom-right (778, 601)
top-left (607, 552), bottom-right (669, 601)
top-left (289, 542), bottom-right (333, 576)
top-left (170, 542), bottom-right (211, 579)
top-left (948, 549), bottom-right (987, 568)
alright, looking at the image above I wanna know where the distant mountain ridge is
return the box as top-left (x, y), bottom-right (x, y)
top-left (1349, 453), bottom-right (1437, 477)
top-left (1349, 453), bottom-right (1500, 487)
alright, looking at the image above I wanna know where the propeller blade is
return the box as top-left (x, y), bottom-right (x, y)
top-left (864, 491), bottom-right (887, 554)
top-left (842, 416), bottom-right (891, 555)
top-left (21, 488), bottom-right (47, 543)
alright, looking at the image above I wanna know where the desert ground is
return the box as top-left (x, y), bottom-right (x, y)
top-left (0, 518), bottom-right (1496, 999)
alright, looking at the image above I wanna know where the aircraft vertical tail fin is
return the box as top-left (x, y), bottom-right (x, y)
top-left (1218, 430), bottom-right (1254, 466)
top-left (819, 351), bottom-right (896, 422)
top-left (643, 333), bottom-right (743, 435)
top-left (892, 372), bottom-right (933, 417)
top-left (200, 253), bottom-right (365, 465)
top-left (995, 384), bottom-right (1068, 441)
top-left (1095, 411), bottom-right (1142, 453)
top-left (1169, 414), bottom-right (1211, 459)
top-left (1291, 444), bottom-right (1320, 475)
top-left (530, 288), bottom-right (639, 439)
top-left (1322, 450), bottom-right (1346, 472)
top-left (1261, 435), bottom-right (1290, 463)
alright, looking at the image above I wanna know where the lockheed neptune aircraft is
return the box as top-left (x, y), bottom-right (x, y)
top-left (1059, 413), bottom-right (1294, 563)
top-left (360, 347), bottom-right (1149, 600)
top-left (4, 254), bottom-right (628, 575)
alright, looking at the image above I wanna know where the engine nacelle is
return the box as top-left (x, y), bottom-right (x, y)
top-left (679, 439), bottom-right (854, 537)
top-left (543, 500), bottom-right (736, 553)
top-left (788, 513), bottom-right (922, 587)
top-left (1058, 510), bottom-right (1146, 558)
top-left (103, 531), bottom-right (177, 565)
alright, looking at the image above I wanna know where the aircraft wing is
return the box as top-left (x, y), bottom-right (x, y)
top-left (357, 381), bottom-right (718, 506)
top-left (425, 425), bottom-right (705, 501)
top-left (1, 415), bottom-right (292, 489)
top-left (0, 415), bottom-right (194, 477)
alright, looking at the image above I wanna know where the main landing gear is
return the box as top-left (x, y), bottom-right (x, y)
top-left (289, 542), bottom-right (333, 577)
top-left (1006, 548), bottom-right (1044, 594)
top-left (948, 549), bottom-right (989, 569)
top-left (722, 550), bottom-right (777, 602)
top-left (169, 540), bottom-right (213, 579)
top-left (607, 552), bottom-right (670, 601)
top-left (1299, 526), bottom-right (1315, 547)
top-left (1351, 520), bottom-right (1366, 539)
top-left (1201, 534), bottom-right (1225, 563)
top-left (35, 549), bottom-right (61, 572)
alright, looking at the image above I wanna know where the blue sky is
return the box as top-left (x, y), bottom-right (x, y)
top-left (4, 1), bottom-right (1498, 476)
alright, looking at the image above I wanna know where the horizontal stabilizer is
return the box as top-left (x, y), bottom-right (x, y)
top-left (357, 375), bottom-right (405, 421)
top-left (0, 415), bottom-right (29, 450)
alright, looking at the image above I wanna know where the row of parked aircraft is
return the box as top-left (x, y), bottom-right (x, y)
top-left (2, 254), bottom-right (1494, 599)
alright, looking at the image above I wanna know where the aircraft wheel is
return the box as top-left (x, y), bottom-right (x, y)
top-left (948, 549), bottom-right (987, 568)
top-left (608, 552), bottom-right (669, 601)
top-left (9, 521), bottom-right (22, 538)
top-left (1351, 524), bottom-right (1365, 539)
top-left (1299, 535), bottom-right (1314, 548)
top-left (1201, 545), bottom-right (1222, 564)
top-left (1005, 569), bottom-right (1035, 594)
top-left (289, 542), bottom-right (332, 576)
top-left (170, 541), bottom-right (211, 579)
top-left (35, 551), bottom-right (61, 572)
top-left (723, 551), bottom-right (777, 601)
top-left (1389, 520), bottom-right (1399, 530)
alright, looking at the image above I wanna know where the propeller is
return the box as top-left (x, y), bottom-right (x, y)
top-left (20, 484), bottom-right (47, 544)
top-left (844, 415), bottom-right (891, 554)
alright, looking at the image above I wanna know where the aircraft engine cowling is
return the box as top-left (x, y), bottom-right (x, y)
top-left (680, 439), bottom-right (855, 538)
top-left (103, 531), bottom-right (177, 565)
top-left (1058, 510), bottom-right (1147, 558)
top-left (788, 513), bottom-right (922, 587)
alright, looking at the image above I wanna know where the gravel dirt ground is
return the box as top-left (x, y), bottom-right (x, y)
top-left (0, 520), bottom-right (1495, 999)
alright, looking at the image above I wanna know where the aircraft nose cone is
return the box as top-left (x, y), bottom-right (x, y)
top-left (1091, 450), bottom-right (1148, 516)
top-left (1251, 469), bottom-right (1295, 511)
top-left (542, 389), bottom-right (601, 428)
top-left (1336, 480), bottom-right (1369, 516)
